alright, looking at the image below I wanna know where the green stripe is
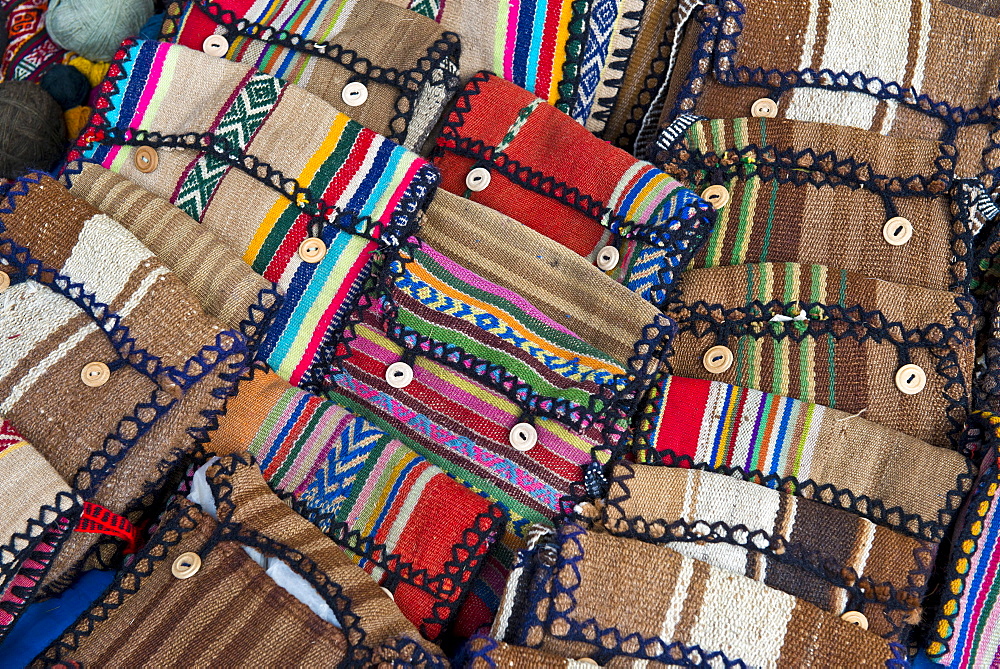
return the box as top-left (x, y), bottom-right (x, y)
top-left (272, 400), bottom-right (328, 483)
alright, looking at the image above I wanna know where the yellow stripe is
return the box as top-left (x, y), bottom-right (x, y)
top-left (0, 440), bottom-right (28, 459)
top-left (405, 259), bottom-right (625, 376)
top-left (245, 114), bottom-right (350, 262)
top-left (546, 0), bottom-right (575, 103)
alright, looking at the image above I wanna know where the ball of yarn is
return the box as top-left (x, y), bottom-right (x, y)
top-left (64, 105), bottom-right (92, 141)
top-left (40, 64), bottom-right (91, 111)
top-left (46, 0), bottom-right (154, 62)
top-left (0, 81), bottom-right (67, 179)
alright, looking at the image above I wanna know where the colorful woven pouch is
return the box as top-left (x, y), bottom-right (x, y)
top-left (270, 192), bottom-right (675, 633)
top-left (491, 521), bottom-right (906, 667)
top-left (432, 72), bottom-right (715, 307)
top-left (603, 463), bottom-right (935, 643)
top-left (159, 0), bottom-right (461, 150)
top-left (386, 0), bottom-right (588, 113)
top-left (634, 374), bottom-right (975, 542)
top-left (0, 0), bottom-right (66, 82)
top-left (0, 174), bottom-right (248, 594)
top-left (34, 453), bottom-right (449, 666)
top-left (663, 261), bottom-right (976, 447)
top-left (656, 0), bottom-right (1000, 186)
top-left (208, 369), bottom-right (504, 640)
top-left (0, 420), bottom-right (81, 640)
top-left (652, 116), bottom-right (977, 293)
top-left (927, 412), bottom-right (1000, 666)
top-left (62, 162), bottom-right (272, 333)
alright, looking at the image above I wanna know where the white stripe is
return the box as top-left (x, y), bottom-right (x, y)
top-left (62, 214), bottom-right (157, 308)
top-left (658, 554), bottom-right (695, 643)
top-left (881, 0), bottom-right (931, 133)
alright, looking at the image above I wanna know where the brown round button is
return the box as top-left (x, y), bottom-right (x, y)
top-left (701, 184), bottom-right (731, 210)
top-left (751, 97), bottom-right (778, 118)
top-left (134, 146), bottom-right (158, 173)
top-left (0, 270), bottom-right (9, 293)
top-left (80, 361), bottom-right (111, 388)
top-left (702, 345), bottom-right (734, 374)
top-left (171, 552), bottom-right (202, 579)
top-left (298, 237), bottom-right (327, 264)
top-left (840, 610), bottom-right (869, 630)
top-left (895, 364), bottom-right (926, 395)
top-left (202, 34), bottom-right (230, 57)
top-left (882, 216), bottom-right (913, 246)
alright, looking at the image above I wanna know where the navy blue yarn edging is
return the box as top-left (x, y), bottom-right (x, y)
top-left (161, 0), bottom-right (462, 147)
top-left (434, 71), bottom-right (716, 249)
top-left (669, 0), bottom-right (996, 137)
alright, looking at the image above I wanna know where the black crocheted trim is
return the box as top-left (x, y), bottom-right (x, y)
top-left (554, 0), bottom-right (591, 115)
top-left (927, 412), bottom-right (1000, 658)
top-left (288, 494), bottom-right (506, 641)
top-left (240, 284), bottom-right (283, 361)
top-left (602, 462), bottom-right (929, 641)
top-left (634, 447), bottom-right (975, 544)
top-left (160, 0), bottom-right (461, 146)
top-left (516, 521), bottom-right (750, 667)
top-left (669, 1), bottom-right (996, 140)
top-left (435, 71), bottom-right (715, 248)
top-left (0, 504), bottom-right (80, 640)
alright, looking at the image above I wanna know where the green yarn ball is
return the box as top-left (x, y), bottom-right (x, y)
top-left (46, 0), bottom-right (154, 62)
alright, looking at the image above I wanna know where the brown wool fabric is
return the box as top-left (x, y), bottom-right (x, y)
top-left (665, 262), bottom-right (976, 446)
top-left (465, 637), bottom-right (598, 668)
top-left (161, 0), bottom-right (459, 150)
top-left (510, 522), bottom-right (897, 667)
top-left (0, 176), bottom-right (245, 591)
top-left (652, 116), bottom-right (973, 292)
top-left (62, 162), bottom-right (271, 332)
top-left (603, 463), bottom-right (935, 640)
top-left (34, 454), bottom-right (447, 666)
top-left (420, 190), bottom-right (665, 367)
top-left (657, 0), bottom-right (1000, 181)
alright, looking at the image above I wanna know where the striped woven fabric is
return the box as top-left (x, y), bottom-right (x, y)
top-left (433, 72), bottom-right (714, 307)
top-left (652, 116), bottom-right (973, 293)
top-left (34, 454), bottom-right (449, 666)
top-left (209, 370), bottom-right (503, 640)
top-left (69, 39), bottom-right (438, 389)
top-left (634, 374), bottom-right (974, 540)
top-left (0, 174), bottom-right (248, 593)
top-left (0, 0), bottom-right (67, 82)
top-left (0, 420), bottom-right (81, 637)
top-left (928, 412), bottom-right (1000, 667)
top-left (603, 463), bottom-right (935, 642)
top-left (394, 0), bottom-right (587, 112)
top-left (495, 521), bottom-right (904, 667)
top-left (659, 0), bottom-right (1000, 182)
top-left (665, 262), bottom-right (976, 447)
top-left (160, 0), bottom-right (460, 149)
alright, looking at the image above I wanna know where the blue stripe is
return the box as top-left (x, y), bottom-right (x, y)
top-left (258, 393), bottom-right (312, 469)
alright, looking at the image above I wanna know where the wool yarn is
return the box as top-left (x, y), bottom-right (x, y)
top-left (68, 56), bottom-right (110, 87)
top-left (63, 105), bottom-right (91, 140)
top-left (40, 64), bottom-right (91, 110)
top-left (0, 81), bottom-right (66, 178)
top-left (46, 0), bottom-right (154, 62)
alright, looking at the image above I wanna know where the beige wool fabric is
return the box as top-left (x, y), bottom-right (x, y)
top-left (603, 463), bottom-right (934, 640)
top-left (0, 176), bottom-right (245, 591)
top-left (34, 454), bottom-right (447, 666)
top-left (162, 0), bottom-right (460, 150)
top-left (665, 261), bottom-right (975, 446)
top-left (420, 190), bottom-right (665, 368)
top-left (514, 522), bottom-right (898, 668)
top-left (657, 0), bottom-right (1000, 181)
top-left (63, 162), bottom-right (272, 332)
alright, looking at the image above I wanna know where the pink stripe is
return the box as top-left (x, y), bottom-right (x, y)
top-left (287, 243), bottom-right (375, 386)
top-left (345, 444), bottom-right (401, 526)
top-left (503, 0), bottom-right (521, 79)
top-left (350, 329), bottom-right (589, 468)
top-left (102, 43), bottom-right (170, 168)
top-left (378, 161), bottom-right (422, 226)
top-left (418, 245), bottom-right (578, 337)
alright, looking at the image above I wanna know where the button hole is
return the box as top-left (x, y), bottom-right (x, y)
top-left (907, 374), bottom-right (915, 384)
top-left (894, 225), bottom-right (904, 236)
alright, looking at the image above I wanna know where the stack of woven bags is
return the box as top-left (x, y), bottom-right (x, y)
top-left (2, 0), bottom-right (1000, 666)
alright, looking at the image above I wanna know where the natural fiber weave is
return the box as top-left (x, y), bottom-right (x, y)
top-left (0, 0), bottom-right (67, 82)
top-left (653, 116), bottom-right (974, 293)
top-left (160, 0), bottom-right (460, 150)
top-left (0, 81), bottom-right (65, 178)
top-left (665, 262), bottom-right (976, 447)
top-left (63, 162), bottom-right (271, 332)
top-left (33, 453), bottom-right (448, 666)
